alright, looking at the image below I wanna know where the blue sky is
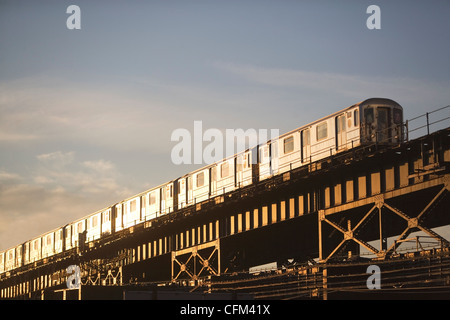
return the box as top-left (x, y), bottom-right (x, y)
top-left (0, 0), bottom-right (449, 251)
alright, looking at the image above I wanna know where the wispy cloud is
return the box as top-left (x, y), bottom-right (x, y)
top-left (212, 61), bottom-right (450, 116)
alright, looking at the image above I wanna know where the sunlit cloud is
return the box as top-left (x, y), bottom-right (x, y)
top-left (0, 150), bottom-right (133, 250)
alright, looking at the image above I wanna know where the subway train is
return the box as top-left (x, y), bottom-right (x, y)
top-left (0, 98), bottom-right (404, 274)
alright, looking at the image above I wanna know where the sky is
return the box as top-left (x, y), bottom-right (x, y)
top-left (0, 0), bottom-right (449, 251)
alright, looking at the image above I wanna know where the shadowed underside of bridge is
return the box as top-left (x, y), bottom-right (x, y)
top-left (1, 128), bottom-right (449, 300)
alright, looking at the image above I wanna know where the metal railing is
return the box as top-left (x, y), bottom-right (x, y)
top-left (405, 105), bottom-right (450, 141)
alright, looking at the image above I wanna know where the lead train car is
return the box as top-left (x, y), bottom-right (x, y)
top-left (0, 98), bottom-right (403, 276)
top-left (260, 97), bottom-right (403, 179)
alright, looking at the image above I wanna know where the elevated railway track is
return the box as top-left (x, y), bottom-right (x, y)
top-left (1, 106), bottom-right (449, 300)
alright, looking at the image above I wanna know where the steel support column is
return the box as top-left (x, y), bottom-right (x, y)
top-left (319, 174), bottom-right (449, 262)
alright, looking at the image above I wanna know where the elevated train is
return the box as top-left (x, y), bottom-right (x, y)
top-left (0, 98), bottom-right (404, 275)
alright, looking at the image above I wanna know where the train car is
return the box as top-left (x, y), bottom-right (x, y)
top-left (176, 149), bottom-right (253, 210)
top-left (258, 98), bottom-right (403, 181)
top-left (360, 98), bottom-right (403, 144)
top-left (114, 181), bottom-right (175, 232)
top-left (178, 167), bottom-right (210, 208)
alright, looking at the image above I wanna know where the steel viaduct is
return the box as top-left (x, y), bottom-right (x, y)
top-left (1, 106), bottom-right (449, 300)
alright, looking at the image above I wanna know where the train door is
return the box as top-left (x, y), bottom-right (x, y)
top-left (251, 147), bottom-right (259, 184)
top-left (187, 176), bottom-right (193, 204)
top-left (301, 128), bottom-right (310, 163)
top-left (178, 179), bottom-right (186, 208)
top-left (235, 156), bottom-right (242, 187)
top-left (259, 143), bottom-right (271, 180)
top-left (336, 113), bottom-right (347, 151)
top-left (241, 151), bottom-right (252, 186)
top-left (160, 187), bottom-right (166, 214)
top-left (210, 166), bottom-right (217, 196)
top-left (377, 107), bottom-right (391, 143)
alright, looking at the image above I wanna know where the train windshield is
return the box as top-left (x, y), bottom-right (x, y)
top-left (364, 107), bottom-right (374, 124)
top-left (393, 108), bottom-right (402, 124)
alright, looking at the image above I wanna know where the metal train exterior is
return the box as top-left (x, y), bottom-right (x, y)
top-left (0, 98), bottom-right (404, 275)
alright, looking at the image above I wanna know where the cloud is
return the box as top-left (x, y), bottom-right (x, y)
top-left (34, 151), bottom-right (129, 196)
top-left (37, 151), bottom-right (75, 167)
top-left (0, 170), bottom-right (22, 182)
top-left (0, 151), bottom-right (133, 251)
top-left (212, 61), bottom-right (450, 116)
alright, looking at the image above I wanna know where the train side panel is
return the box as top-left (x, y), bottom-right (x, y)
top-left (192, 168), bottom-right (210, 204)
top-left (115, 203), bottom-right (124, 232)
top-left (277, 132), bottom-right (301, 175)
top-left (29, 237), bottom-right (42, 263)
top-left (42, 231), bottom-right (54, 258)
top-left (123, 196), bottom-right (141, 228)
top-left (144, 188), bottom-right (161, 220)
top-left (5, 248), bottom-right (15, 271)
top-left (215, 158), bottom-right (235, 195)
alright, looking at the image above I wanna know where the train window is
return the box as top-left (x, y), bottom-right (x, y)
top-left (92, 216), bottom-right (98, 228)
top-left (149, 192), bottom-right (156, 205)
top-left (365, 108), bottom-right (374, 123)
top-left (393, 109), bottom-right (402, 124)
top-left (259, 146), bottom-right (269, 163)
top-left (178, 180), bottom-right (184, 194)
top-left (245, 153), bottom-right (251, 168)
top-left (354, 109), bottom-right (359, 127)
top-left (236, 157), bottom-right (243, 172)
top-left (46, 235), bottom-right (52, 246)
top-left (130, 200), bottom-right (137, 212)
top-left (221, 162), bottom-right (229, 178)
top-left (196, 172), bottom-right (204, 187)
top-left (316, 122), bottom-right (328, 141)
top-left (77, 222), bottom-right (83, 233)
top-left (283, 136), bottom-right (294, 154)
